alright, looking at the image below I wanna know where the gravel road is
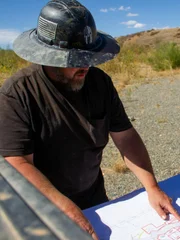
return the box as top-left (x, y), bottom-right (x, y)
top-left (101, 75), bottom-right (180, 200)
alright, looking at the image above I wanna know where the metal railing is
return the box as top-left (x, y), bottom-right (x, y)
top-left (0, 156), bottom-right (92, 240)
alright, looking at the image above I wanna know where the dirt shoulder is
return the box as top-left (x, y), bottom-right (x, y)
top-left (102, 75), bottom-right (180, 200)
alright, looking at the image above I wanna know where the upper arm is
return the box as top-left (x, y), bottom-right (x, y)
top-left (110, 127), bottom-right (142, 153)
top-left (110, 127), bottom-right (147, 160)
top-left (110, 127), bottom-right (134, 148)
top-left (0, 92), bottom-right (33, 157)
top-left (108, 78), bottom-right (132, 132)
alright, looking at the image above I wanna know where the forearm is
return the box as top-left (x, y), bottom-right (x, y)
top-left (123, 143), bottom-right (159, 192)
top-left (5, 156), bottom-right (96, 238)
top-left (6, 157), bottom-right (77, 212)
top-left (111, 128), bottom-right (180, 221)
top-left (111, 128), bottom-right (158, 192)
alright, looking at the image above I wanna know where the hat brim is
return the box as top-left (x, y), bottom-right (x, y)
top-left (13, 29), bottom-right (120, 67)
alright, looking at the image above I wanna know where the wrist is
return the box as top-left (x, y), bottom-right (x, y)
top-left (145, 184), bottom-right (161, 195)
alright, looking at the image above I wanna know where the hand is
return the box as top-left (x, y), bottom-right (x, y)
top-left (66, 203), bottom-right (99, 240)
top-left (147, 186), bottom-right (180, 221)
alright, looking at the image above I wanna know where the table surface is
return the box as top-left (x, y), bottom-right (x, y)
top-left (84, 174), bottom-right (180, 240)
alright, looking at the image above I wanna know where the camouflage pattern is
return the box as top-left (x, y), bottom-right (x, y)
top-left (13, 0), bottom-right (120, 67)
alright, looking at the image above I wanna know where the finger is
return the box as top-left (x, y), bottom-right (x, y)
top-left (162, 207), bottom-right (170, 214)
top-left (166, 205), bottom-right (180, 220)
top-left (154, 205), bottom-right (168, 220)
top-left (87, 226), bottom-right (99, 240)
top-left (92, 231), bottom-right (99, 240)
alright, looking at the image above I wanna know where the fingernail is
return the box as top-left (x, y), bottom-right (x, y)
top-left (162, 215), bottom-right (166, 220)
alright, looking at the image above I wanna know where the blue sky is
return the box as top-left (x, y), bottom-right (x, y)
top-left (0, 0), bottom-right (180, 48)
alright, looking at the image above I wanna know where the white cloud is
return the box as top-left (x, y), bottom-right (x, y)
top-left (134, 23), bottom-right (146, 28)
top-left (154, 26), bottom-right (170, 30)
top-left (126, 7), bottom-right (131, 11)
top-left (119, 6), bottom-right (124, 10)
top-left (100, 8), bottom-right (108, 13)
top-left (100, 6), bottom-right (131, 13)
top-left (162, 26), bottom-right (170, 29)
top-left (0, 29), bottom-right (20, 45)
top-left (109, 8), bottom-right (116, 11)
top-left (121, 21), bottom-right (146, 29)
top-left (121, 20), bottom-right (137, 26)
top-left (119, 6), bottom-right (131, 11)
top-left (127, 13), bottom-right (139, 17)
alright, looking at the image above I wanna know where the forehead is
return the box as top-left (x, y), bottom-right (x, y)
top-left (60, 67), bottom-right (79, 72)
top-left (60, 67), bottom-right (87, 72)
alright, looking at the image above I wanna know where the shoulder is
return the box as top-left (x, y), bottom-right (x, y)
top-left (0, 64), bottom-right (41, 96)
top-left (88, 67), bottom-right (110, 78)
top-left (87, 67), bottom-right (113, 86)
top-left (87, 67), bottom-right (114, 91)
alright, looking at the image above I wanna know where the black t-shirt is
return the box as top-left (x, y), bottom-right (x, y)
top-left (0, 64), bottom-right (132, 195)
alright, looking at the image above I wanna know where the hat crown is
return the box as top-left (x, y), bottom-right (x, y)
top-left (37, 0), bottom-right (98, 50)
top-left (13, 0), bottom-right (120, 68)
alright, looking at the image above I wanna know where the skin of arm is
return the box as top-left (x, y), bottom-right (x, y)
top-left (110, 127), bottom-right (180, 220)
top-left (5, 155), bottom-right (98, 240)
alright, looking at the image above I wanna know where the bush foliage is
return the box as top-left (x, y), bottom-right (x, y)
top-left (1, 42), bottom-right (180, 88)
top-left (148, 42), bottom-right (180, 71)
top-left (0, 49), bottom-right (29, 86)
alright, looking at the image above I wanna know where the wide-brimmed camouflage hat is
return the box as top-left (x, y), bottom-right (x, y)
top-left (13, 0), bottom-right (120, 67)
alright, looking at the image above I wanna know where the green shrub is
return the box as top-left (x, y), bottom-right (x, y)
top-left (0, 48), bottom-right (29, 85)
top-left (148, 42), bottom-right (180, 71)
top-left (0, 49), bottom-right (25, 73)
top-left (99, 44), bottom-right (149, 80)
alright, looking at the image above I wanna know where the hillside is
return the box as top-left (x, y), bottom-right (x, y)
top-left (116, 27), bottom-right (180, 47)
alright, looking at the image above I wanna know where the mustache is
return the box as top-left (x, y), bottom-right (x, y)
top-left (75, 69), bottom-right (89, 75)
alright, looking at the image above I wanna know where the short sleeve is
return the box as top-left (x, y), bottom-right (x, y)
top-left (109, 82), bottom-right (132, 132)
top-left (0, 92), bottom-right (34, 156)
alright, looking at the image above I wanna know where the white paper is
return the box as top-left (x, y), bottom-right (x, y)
top-left (84, 187), bottom-right (180, 240)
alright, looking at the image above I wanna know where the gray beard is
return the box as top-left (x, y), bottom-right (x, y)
top-left (55, 70), bottom-right (85, 92)
top-left (68, 81), bottom-right (85, 91)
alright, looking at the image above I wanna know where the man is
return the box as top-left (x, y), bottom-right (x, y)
top-left (0, 0), bottom-right (179, 239)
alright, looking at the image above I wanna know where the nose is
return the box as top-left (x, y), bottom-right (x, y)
top-left (81, 67), bottom-right (89, 71)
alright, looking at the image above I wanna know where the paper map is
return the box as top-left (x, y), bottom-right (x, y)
top-left (84, 177), bottom-right (180, 240)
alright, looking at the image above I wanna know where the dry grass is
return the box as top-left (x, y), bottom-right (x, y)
top-left (0, 72), bottom-right (9, 86)
top-left (1, 28), bottom-right (180, 89)
top-left (112, 159), bottom-right (129, 174)
top-left (0, 49), bottom-right (29, 85)
top-left (102, 155), bottom-right (130, 175)
top-left (119, 27), bottom-right (180, 47)
top-left (99, 30), bottom-right (180, 92)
